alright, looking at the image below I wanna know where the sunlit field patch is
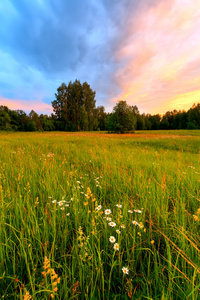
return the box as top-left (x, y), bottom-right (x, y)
top-left (0, 131), bottom-right (200, 299)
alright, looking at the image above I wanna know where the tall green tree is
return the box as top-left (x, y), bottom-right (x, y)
top-left (96, 106), bottom-right (107, 130)
top-left (106, 101), bottom-right (137, 133)
top-left (52, 80), bottom-right (96, 131)
top-left (0, 106), bottom-right (11, 130)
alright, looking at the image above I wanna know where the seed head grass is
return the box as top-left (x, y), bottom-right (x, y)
top-left (0, 131), bottom-right (200, 299)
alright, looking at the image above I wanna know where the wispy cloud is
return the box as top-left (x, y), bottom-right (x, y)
top-left (0, 96), bottom-right (53, 115)
top-left (111, 0), bottom-right (200, 113)
top-left (0, 0), bottom-right (199, 115)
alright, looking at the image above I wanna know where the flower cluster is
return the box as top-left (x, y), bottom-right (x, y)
top-left (23, 291), bottom-right (32, 300)
top-left (77, 226), bottom-right (92, 261)
top-left (41, 256), bottom-right (60, 297)
top-left (193, 207), bottom-right (200, 222)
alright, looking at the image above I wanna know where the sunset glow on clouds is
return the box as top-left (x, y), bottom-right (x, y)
top-left (0, 0), bottom-right (199, 115)
top-left (113, 0), bottom-right (200, 113)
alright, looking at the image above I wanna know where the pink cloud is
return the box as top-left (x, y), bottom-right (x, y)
top-left (111, 0), bottom-right (200, 114)
top-left (0, 96), bottom-right (53, 115)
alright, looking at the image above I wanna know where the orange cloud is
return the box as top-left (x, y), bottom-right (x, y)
top-left (153, 89), bottom-right (200, 114)
top-left (111, 0), bottom-right (200, 114)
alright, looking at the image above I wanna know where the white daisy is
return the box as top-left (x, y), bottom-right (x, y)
top-left (116, 204), bottom-right (122, 208)
top-left (105, 209), bottom-right (112, 215)
top-left (108, 222), bottom-right (116, 227)
top-left (122, 267), bottom-right (129, 274)
top-left (52, 200), bottom-right (57, 204)
top-left (96, 205), bottom-right (102, 211)
top-left (116, 230), bottom-right (121, 234)
top-left (128, 210), bottom-right (133, 213)
top-left (113, 243), bottom-right (119, 251)
top-left (134, 209), bottom-right (142, 213)
top-left (109, 236), bottom-right (116, 243)
top-left (132, 220), bottom-right (139, 226)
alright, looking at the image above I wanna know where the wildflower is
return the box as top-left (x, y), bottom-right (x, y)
top-left (139, 222), bottom-right (144, 229)
top-left (132, 220), bottom-right (139, 226)
top-left (193, 215), bottom-right (199, 221)
top-left (60, 207), bottom-right (65, 210)
top-left (96, 205), bottom-right (102, 211)
top-left (128, 210), bottom-right (133, 213)
top-left (105, 209), bottom-right (112, 215)
top-left (58, 201), bottom-right (63, 206)
top-left (116, 230), bottom-right (121, 234)
top-left (24, 291), bottom-right (32, 300)
top-left (134, 209), bottom-right (142, 213)
top-left (65, 204), bottom-right (69, 207)
top-left (70, 198), bottom-right (74, 201)
top-left (116, 204), bottom-right (122, 208)
top-left (122, 267), bottom-right (129, 275)
top-left (107, 217), bottom-right (112, 221)
top-left (109, 236), bottom-right (116, 243)
top-left (108, 222), bottom-right (116, 227)
top-left (113, 243), bottom-right (119, 251)
top-left (66, 213), bottom-right (70, 216)
top-left (77, 181), bottom-right (81, 184)
top-left (151, 240), bottom-right (155, 245)
top-left (121, 224), bottom-right (125, 229)
top-left (52, 200), bottom-right (57, 204)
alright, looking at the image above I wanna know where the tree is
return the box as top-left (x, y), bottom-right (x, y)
top-left (0, 108), bottom-right (11, 130)
top-left (29, 110), bottom-right (42, 130)
top-left (106, 101), bottom-right (137, 133)
top-left (27, 120), bottom-right (37, 131)
top-left (187, 103), bottom-right (200, 129)
top-left (96, 106), bottom-right (107, 130)
top-left (52, 80), bottom-right (96, 131)
top-left (149, 114), bottom-right (161, 130)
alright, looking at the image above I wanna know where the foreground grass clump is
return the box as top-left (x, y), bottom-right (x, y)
top-left (0, 131), bottom-right (200, 299)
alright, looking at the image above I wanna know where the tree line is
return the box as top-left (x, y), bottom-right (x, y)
top-left (0, 79), bottom-right (200, 132)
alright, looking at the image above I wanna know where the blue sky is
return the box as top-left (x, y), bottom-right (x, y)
top-left (0, 0), bottom-right (200, 115)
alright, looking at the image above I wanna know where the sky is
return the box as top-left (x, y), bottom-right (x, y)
top-left (0, 0), bottom-right (200, 116)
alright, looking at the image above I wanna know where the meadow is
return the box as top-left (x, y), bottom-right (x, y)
top-left (0, 130), bottom-right (199, 299)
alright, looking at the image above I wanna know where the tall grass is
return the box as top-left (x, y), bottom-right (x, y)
top-left (0, 131), bottom-right (200, 299)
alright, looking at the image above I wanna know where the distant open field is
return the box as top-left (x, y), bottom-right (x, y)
top-left (0, 130), bottom-right (200, 299)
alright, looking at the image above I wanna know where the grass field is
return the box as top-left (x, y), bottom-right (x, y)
top-left (0, 130), bottom-right (200, 299)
